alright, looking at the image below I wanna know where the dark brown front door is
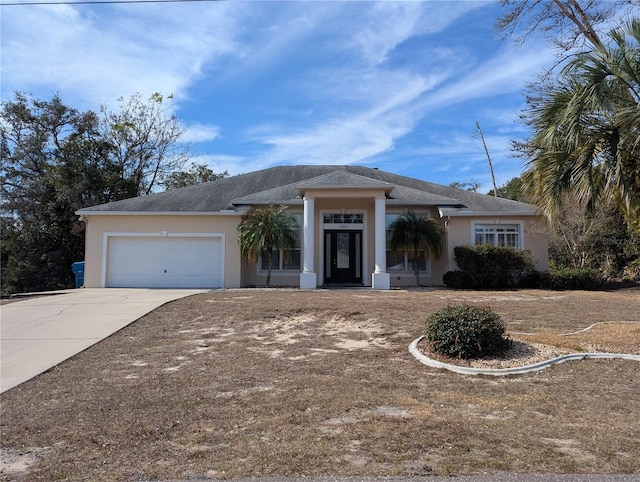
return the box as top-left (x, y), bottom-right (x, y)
top-left (324, 230), bottom-right (362, 284)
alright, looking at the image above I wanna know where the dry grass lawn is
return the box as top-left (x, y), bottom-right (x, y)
top-left (1, 288), bottom-right (639, 481)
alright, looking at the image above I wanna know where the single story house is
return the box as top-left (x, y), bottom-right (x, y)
top-left (76, 165), bottom-right (548, 290)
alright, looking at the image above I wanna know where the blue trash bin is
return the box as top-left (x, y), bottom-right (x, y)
top-left (71, 262), bottom-right (85, 288)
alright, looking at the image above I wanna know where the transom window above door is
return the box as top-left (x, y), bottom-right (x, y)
top-left (323, 213), bottom-right (363, 224)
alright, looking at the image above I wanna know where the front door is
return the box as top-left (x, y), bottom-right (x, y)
top-left (324, 230), bottom-right (362, 285)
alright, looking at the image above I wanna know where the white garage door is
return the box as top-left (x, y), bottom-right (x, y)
top-left (107, 236), bottom-right (223, 288)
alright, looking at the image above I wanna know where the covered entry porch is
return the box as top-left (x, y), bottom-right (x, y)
top-left (296, 172), bottom-right (392, 290)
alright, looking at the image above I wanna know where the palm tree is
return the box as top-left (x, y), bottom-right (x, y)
top-left (238, 204), bottom-right (297, 287)
top-left (522, 18), bottom-right (640, 231)
top-left (389, 211), bottom-right (444, 287)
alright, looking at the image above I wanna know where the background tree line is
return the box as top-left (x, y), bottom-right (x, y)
top-left (2, 1), bottom-right (639, 294)
top-left (492, 1), bottom-right (640, 281)
top-left (454, 1), bottom-right (639, 280)
top-left (1, 93), bottom-right (226, 295)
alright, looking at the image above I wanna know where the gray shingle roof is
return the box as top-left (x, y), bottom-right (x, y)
top-left (77, 165), bottom-right (536, 215)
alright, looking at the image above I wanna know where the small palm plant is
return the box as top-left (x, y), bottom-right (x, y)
top-left (389, 211), bottom-right (444, 287)
top-left (238, 204), bottom-right (297, 287)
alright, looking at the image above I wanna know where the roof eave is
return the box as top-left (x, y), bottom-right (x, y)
top-left (296, 186), bottom-right (394, 197)
top-left (439, 209), bottom-right (538, 217)
top-left (75, 210), bottom-right (241, 216)
top-left (230, 199), bottom-right (304, 206)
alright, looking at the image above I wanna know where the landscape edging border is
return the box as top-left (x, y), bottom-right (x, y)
top-left (409, 336), bottom-right (640, 376)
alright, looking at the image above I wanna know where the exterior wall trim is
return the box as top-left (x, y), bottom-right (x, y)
top-left (79, 211), bottom-right (237, 216)
top-left (441, 209), bottom-right (536, 217)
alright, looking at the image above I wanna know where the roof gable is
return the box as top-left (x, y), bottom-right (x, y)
top-left (295, 170), bottom-right (395, 191)
top-left (232, 170), bottom-right (395, 205)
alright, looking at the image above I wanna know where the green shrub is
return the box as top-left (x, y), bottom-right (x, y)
top-left (538, 268), bottom-right (601, 290)
top-left (622, 259), bottom-right (640, 283)
top-left (425, 304), bottom-right (510, 359)
top-left (453, 245), bottom-right (535, 289)
top-left (518, 269), bottom-right (543, 289)
top-left (442, 270), bottom-right (475, 289)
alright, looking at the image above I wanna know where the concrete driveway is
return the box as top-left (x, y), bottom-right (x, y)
top-left (0, 288), bottom-right (208, 393)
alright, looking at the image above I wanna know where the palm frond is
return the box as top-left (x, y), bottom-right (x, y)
top-left (522, 18), bottom-right (640, 227)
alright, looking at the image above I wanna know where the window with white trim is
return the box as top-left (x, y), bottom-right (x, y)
top-left (385, 213), bottom-right (429, 273)
top-left (474, 223), bottom-right (521, 248)
top-left (261, 213), bottom-right (302, 271)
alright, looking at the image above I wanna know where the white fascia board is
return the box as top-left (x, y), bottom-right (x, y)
top-left (232, 200), bottom-right (304, 206)
top-left (75, 210), bottom-right (240, 216)
top-left (439, 209), bottom-right (537, 217)
top-left (385, 199), bottom-right (441, 205)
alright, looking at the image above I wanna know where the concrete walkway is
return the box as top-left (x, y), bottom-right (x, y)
top-left (0, 288), bottom-right (208, 393)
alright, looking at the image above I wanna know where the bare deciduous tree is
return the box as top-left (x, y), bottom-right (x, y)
top-left (99, 93), bottom-right (192, 195)
top-left (496, 0), bottom-right (634, 53)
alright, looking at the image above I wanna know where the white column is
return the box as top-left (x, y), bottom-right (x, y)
top-left (372, 196), bottom-right (390, 290)
top-left (300, 196), bottom-right (317, 289)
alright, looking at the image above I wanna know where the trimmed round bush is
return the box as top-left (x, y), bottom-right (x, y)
top-left (425, 304), bottom-right (510, 359)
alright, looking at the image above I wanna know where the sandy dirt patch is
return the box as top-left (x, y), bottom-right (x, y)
top-left (1, 288), bottom-right (638, 481)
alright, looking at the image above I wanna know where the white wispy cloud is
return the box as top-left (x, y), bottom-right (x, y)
top-left (250, 69), bottom-right (444, 166)
top-left (227, 2), bottom-right (548, 173)
top-left (1, 0), bottom-right (556, 188)
top-left (352, 1), bottom-right (425, 64)
top-left (195, 153), bottom-right (253, 177)
top-left (182, 122), bottom-right (220, 143)
top-left (351, 0), bottom-right (489, 65)
top-left (1, 2), bottom-right (242, 108)
top-left (230, 1), bottom-right (490, 167)
top-left (208, 2), bottom-right (346, 85)
top-left (419, 41), bottom-right (554, 113)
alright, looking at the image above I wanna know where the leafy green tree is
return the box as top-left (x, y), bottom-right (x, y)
top-left (487, 176), bottom-right (529, 202)
top-left (521, 19), bottom-right (640, 231)
top-left (237, 205), bottom-right (297, 287)
top-left (161, 162), bottom-right (228, 190)
top-left (0, 93), bottom-right (133, 294)
top-left (1, 92), bottom-right (194, 294)
top-left (388, 211), bottom-right (444, 287)
top-left (497, 2), bottom-right (640, 277)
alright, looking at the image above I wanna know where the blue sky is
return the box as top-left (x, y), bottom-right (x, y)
top-left (1, 0), bottom-right (560, 192)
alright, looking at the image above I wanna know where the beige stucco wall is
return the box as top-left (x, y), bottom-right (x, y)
top-left (240, 205), bottom-right (302, 287)
top-left (384, 205), bottom-right (447, 287)
top-left (82, 204), bottom-right (549, 289)
top-left (445, 215), bottom-right (549, 272)
top-left (242, 195), bottom-right (379, 287)
top-left (239, 191), bottom-right (444, 288)
top-left (83, 214), bottom-right (243, 288)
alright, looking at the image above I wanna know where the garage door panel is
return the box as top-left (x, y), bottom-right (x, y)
top-left (107, 236), bottom-right (222, 288)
